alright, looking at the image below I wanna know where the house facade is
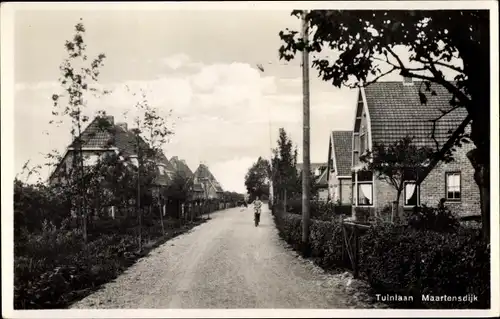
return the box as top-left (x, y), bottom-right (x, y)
top-left (49, 115), bottom-right (175, 191)
top-left (326, 130), bottom-right (353, 205)
top-left (349, 79), bottom-right (480, 217)
top-left (296, 163), bottom-right (329, 201)
top-left (191, 163), bottom-right (224, 200)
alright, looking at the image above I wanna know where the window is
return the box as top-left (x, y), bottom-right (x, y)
top-left (360, 125), bottom-right (366, 153)
top-left (446, 172), bottom-right (461, 200)
top-left (353, 134), bottom-right (360, 151)
top-left (404, 181), bottom-right (419, 206)
top-left (356, 170), bottom-right (373, 206)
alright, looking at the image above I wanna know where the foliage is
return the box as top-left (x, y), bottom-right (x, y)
top-left (283, 198), bottom-right (351, 221)
top-left (50, 19), bottom-right (109, 242)
top-left (222, 191), bottom-right (245, 203)
top-left (163, 171), bottom-right (193, 202)
top-left (274, 213), bottom-right (348, 270)
top-left (360, 224), bottom-right (490, 309)
top-left (407, 204), bottom-right (460, 233)
top-left (278, 9), bottom-right (490, 241)
top-left (14, 218), bottom-right (206, 309)
top-left (359, 136), bottom-right (436, 221)
top-left (14, 179), bottom-right (70, 235)
top-left (244, 156), bottom-right (270, 201)
top-left (271, 128), bottom-right (301, 199)
top-left (274, 211), bottom-right (490, 309)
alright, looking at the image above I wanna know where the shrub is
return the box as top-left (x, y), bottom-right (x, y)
top-left (275, 212), bottom-right (490, 309)
top-left (274, 213), bottom-right (348, 270)
top-left (360, 224), bottom-right (490, 309)
top-left (283, 199), bottom-right (351, 221)
top-left (407, 204), bottom-right (460, 233)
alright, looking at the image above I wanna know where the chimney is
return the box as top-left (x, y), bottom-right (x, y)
top-left (180, 159), bottom-right (187, 165)
top-left (116, 122), bottom-right (128, 131)
top-left (403, 76), bottom-right (414, 86)
top-left (171, 156), bottom-right (178, 161)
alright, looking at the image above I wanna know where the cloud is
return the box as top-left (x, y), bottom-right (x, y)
top-left (161, 53), bottom-right (191, 70)
top-left (13, 58), bottom-right (355, 188)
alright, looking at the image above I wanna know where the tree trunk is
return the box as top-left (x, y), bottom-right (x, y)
top-left (467, 148), bottom-right (490, 242)
top-left (393, 191), bottom-right (402, 223)
top-left (159, 200), bottom-right (165, 235)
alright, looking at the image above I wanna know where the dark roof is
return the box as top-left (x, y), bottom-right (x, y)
top-left (193, 164), bottom-right (224, 192)
top-left (169, 156), bottom-right (194, 178)
top-left (363, 81), bottom-right (468, 150)
top-left (331, 130), bottom-right (353, 177)
top-left (62, 115), bottom-right (175, 186)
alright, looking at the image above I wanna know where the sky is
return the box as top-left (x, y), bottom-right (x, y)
top-left (12, 8), bottom-right (366, 193)
top-left (11, 5), bottom-right (466, 193)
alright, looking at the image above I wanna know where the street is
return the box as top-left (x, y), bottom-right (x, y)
top-left (70, 206), bottom-right (355, 309)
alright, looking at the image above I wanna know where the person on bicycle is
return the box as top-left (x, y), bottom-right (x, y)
top-left (253, 196), bottom-right (263, 226)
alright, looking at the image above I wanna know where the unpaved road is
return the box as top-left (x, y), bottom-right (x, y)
top-left (71, 206), bottom-right (367, 309)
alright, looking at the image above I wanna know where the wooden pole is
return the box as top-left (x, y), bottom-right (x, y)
top-left (301, 10), bottom-right (311, 257)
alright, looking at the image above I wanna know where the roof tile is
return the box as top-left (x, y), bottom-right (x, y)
top-left (363, 81), bottom-right (468, 150)
top-left (331, 130), bottom-right (353, 176)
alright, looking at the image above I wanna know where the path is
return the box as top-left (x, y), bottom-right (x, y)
top-left (70, 206), bottom-right (369, 309)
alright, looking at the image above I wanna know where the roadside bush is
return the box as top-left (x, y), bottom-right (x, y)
top-left (14, 216), bottom-right (206, 309)
top-left (407, 204), bottom-right (460, 233)
top-left (360, 224), bottom-right (490, 309)
top-left (274, 213), bottom-right (348, 270)
top-left (275, 211), bottom-right (490, 309)
top-left (284, 198), bottom-right (351, 221)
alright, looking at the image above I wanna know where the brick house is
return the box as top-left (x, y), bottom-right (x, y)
top-left (296, 162), bottom-right (329, 201)
top-left (350, 79), bottom-right (480, 217)
top-left (326, 130), bottom-right (353, 205)
top-left (48, 115), bottom-right (176, 207)
top-left (192, 163), bottom-right (224, 200)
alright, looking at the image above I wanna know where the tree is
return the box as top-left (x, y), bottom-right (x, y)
top-left (125, 87), bottom-right (174, 250)
top-left (245, 157), bottom-right (271, 201)
top-left (360, 136), bottom-right (436, 222)
top-left (164, 171), bottom-right (193, 219)
top-left (279, 10), bottom-right (491, 241)
top-left (271, 128), bottom-right (301, 202)
top-left (51, 19), bottom-right (108, 244)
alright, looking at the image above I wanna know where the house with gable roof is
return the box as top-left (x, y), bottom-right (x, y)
top-left (296, 162), bottom-right (329, 201)
top-left (348, 78), bottom-right (480, 216)
top-left (191, 163), bottom-right (224, 200)
top-left (48, 115), bottom-right (176, 189)
top-left (326, 130), bottom-right (353, 205)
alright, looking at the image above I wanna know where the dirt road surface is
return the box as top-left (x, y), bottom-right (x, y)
top-left (70, 206), bottom-right (373, 309)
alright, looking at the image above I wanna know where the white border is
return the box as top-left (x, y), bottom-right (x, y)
top-left (2, 1), bottom-right (499, 318)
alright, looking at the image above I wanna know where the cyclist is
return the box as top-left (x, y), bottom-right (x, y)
top-left (253, 196), bottom-right (263, 226)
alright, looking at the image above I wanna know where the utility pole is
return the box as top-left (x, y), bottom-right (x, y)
top-left (301, 9), bottom-right (311, 257)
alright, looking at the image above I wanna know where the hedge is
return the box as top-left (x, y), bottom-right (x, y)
top-left (276, 198), bottom-right (352, 221)
top-left (14, 217), bottom-right (206, 309)
top-left (274, 211), bottom-right (490, 309)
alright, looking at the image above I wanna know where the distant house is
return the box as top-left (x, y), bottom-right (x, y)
top-left (48, 115), bottom-right (175, 190)
top-left (350, 79), bottom-right (480, 216)
top-left (326, 130), bottom-right (353, 205)
top-left (169, 156), bottom-right (194, 179)
top-left (191, 163), bottom-right (224, 200)
top-left (296, 162), bottom-right (329, 201)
